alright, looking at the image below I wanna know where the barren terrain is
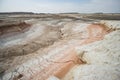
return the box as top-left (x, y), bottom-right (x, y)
top-left (0, 13), bottom-right (120, 80)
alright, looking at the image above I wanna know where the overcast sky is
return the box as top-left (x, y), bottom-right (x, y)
top-left (0, 0), bottom-right (120, 13)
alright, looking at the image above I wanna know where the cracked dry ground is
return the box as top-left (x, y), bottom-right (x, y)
top-left (0, 19), bottom-right (116, 80)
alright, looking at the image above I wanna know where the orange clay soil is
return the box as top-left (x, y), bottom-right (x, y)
top-left (29, 47), bottom-right (82, 80)
top-left (81, 24), bottom-right (111, 45)
top-left (28, 24), bottom-right (111, 80)
top-left (53, 24), bottom-right (111, 79)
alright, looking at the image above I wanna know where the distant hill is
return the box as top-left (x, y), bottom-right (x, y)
top-left (0, 12), bottom-right (34, 15)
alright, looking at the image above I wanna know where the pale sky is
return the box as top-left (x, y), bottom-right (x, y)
top-left (0, 0), bottom-right (120, 13)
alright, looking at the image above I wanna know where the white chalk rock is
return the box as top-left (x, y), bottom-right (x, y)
top-left (47, 76), bottom-right (60, 80)
top-left (74, 65), bottom-right (120, 80)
